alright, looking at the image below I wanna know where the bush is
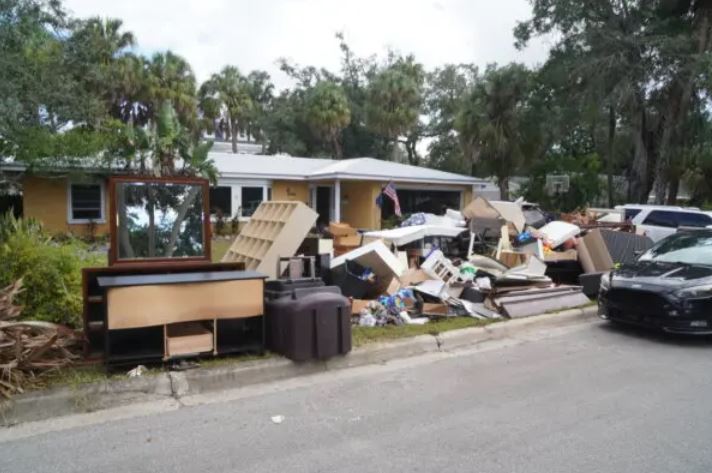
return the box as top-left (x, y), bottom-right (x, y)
top-left (0, 212), bottom-right (104, 328)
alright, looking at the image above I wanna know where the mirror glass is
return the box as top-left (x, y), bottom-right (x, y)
top-left (116, 181), bottom-right (206, 260)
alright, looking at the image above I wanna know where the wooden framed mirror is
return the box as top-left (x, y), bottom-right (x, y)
top-left (108, 176), bottom-right (212, 266)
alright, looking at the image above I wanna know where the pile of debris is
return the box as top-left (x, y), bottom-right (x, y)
top-left (222, 197), bottom-right (653, 329)
top-left (0, 280), bottom-right (80, 401)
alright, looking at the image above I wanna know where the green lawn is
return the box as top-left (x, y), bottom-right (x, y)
top-left (211, 238), bottom-right (233, 262)
top-left (352, 317), bottom-right (497, 347)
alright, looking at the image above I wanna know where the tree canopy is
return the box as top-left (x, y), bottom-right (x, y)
top-left (4, 0), bottom-right (712, 207)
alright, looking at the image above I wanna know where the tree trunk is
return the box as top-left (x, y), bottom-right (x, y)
top-left (147, 185), bottom-right (156, 257)
top-left (165, 186), bottom-right (202, 258)
top-left (406, 137), bottom-right (418, 166)
top-left (230, 118), bottom-right (238, 153)
top-left (116, 185), bottom-right (135, 259)
top-left (332, 134), bottom-right (343, 160)
top-left (652, 6), bottom-right (712, 203)
top-left (498, 176), bottom-right (509, 200)
top-left (607, 105), bottom-right (616, 208)
top-left (629, 108), bottom-right (650, 203)
top-left (666, 177), bottom-right (680, 205)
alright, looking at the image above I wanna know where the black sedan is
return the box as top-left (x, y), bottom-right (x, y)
top-left (599, 229), bottom-right (712, 334)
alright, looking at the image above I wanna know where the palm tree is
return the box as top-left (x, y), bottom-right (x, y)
top-left (199, 66), bottom-right (254, 153)
top-left (79, 17), bottom-right (135, 65)
top-left (146, 51), bottom-right (198, 131)
top-left (365, 56), bottom-right (424, 161)
top-left (456, 64), bottom-right (533, 199)
top-left (244, 70), bottom-right (275, 145)
top-left (304, 81), bottom-right (351, 159)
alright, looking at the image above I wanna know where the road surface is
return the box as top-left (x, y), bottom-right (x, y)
top-left (3, 320), bottom-right (712, 473)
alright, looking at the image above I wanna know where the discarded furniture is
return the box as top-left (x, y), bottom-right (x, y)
top-left (109, 176), bottom-right (212, 266)
top-left (493, 286), bottom-right (589, 318)
top-left (265, 262), bottom-right (351, 361)
top-left (98, 270), bottom-right (266, 365)
top-left (331, 240), bottom-right (406, 296)
top-left (83, 176), bottom-right (268, 365)
top-left (222, 201), bottom-right (318, 279)
top-left (599, 229), bottom-right (653, 265)
top-left (82, 262), bottom-right (244, 359)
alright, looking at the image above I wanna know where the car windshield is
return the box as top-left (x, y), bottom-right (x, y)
top-left (639, 232), bottom-right (712, 266)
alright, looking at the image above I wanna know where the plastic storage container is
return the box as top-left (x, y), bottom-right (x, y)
top-left (329, 259), bottom-right (378, 299)
top-left (265, 286), bottom-right (351, 361)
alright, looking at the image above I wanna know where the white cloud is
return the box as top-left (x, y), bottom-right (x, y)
top-left (63, 0), bottom-right (550, 90)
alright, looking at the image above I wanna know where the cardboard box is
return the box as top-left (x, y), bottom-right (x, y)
top-left (421, 302), bottom-right (449, 316)
top-left (329, 222), bottom-right (357, 237)
top-left (498, 250), bottom-right (529, 268)
top-left (543, 249), bottom-right (578, 262)
top-left (351, 299), bottom-right (372, 314)
top-left (335, 234), bottom-right (362, 247)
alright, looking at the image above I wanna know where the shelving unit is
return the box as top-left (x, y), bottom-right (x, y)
top-left (222, 201), bottom-right (318, 279)
top-left (95, 271), bottom-right (266, 365)
top-left (83, 264), bottom-right (266, 365)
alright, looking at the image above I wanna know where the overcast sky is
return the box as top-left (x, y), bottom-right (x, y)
top-left (63, 0), bottom-right (551, 90)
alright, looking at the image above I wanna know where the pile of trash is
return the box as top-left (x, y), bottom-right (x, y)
top-left (327, 197), bottom-right (652, 326)
top-left (233, 197), bottom-right (654, 328)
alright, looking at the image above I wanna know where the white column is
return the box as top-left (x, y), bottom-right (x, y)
top-left (334, 180), bottom-right (341, 222)
top-left (231, 185), bottom-right (241, 219)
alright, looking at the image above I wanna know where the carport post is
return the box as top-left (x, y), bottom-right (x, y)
top-left (334, 179), bottom-right (341, 222)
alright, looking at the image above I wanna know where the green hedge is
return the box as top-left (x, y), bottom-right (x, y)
top-left (0, 213), bottom-right (105, 327)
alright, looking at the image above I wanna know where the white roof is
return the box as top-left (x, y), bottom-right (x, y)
top-left (2, 150), bottom-right (486, 186)
top-left (210, 152), bottom-right (333, 180)
top-left (212, 153), bottom-right (483, 185)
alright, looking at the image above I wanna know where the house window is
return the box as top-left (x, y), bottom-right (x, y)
top-left (241, 187), bottom-right (264, 217)
top-left (209, 186), bottom-right (232, 216)
top-left (68, 183), bottom-right (104, 223)
top-left (381, 188), bottom-right (462, 218)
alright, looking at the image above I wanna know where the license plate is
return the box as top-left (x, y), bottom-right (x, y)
top-left (690, 320), bottom-right (708, 328)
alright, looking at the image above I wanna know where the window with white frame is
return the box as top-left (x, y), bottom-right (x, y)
top-left (68, 182), bottom-right (104, 223)
top-left (240, 186), bottom-right (265, 217)
top-left (209, 186), bottom-right (232, 216)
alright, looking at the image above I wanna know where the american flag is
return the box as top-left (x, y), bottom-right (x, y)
top-left (382, 182), bottom-right (401, 217)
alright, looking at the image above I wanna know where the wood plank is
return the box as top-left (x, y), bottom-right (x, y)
top-left (165, 322), bottom-right (214, 357)
top-left (107, 279), bottom-right (264, 330)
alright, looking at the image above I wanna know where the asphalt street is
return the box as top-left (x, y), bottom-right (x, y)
top-left (3, 320), bottom-right (712, 473)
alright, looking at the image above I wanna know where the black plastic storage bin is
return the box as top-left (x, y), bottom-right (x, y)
top-left (329, 259), bottom-right (378, 299)
top-left (265, 278), bottom-right (325, 300)
top-left (265, 286), bottom-right (351, 362)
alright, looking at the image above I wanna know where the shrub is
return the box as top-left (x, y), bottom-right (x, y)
top-left (0, 212), bottom-right (104, 327)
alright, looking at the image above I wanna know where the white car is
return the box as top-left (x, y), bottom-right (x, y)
top-left (618, 205), bottom-right (712, 242)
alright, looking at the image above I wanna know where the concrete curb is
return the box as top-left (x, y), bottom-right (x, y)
top-left (1, 306), bottom-right (597, 427)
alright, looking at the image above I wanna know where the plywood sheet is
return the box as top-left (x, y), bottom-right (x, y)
top-left (166, 323), bottom-right (214, 356)
top-left (107, 279), bottom-right (264, 329)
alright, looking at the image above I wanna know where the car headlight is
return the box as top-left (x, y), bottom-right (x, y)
top-left (675, 284), bottom-right (712, 299)
top-left (599, 272), bottom-right (611, 290)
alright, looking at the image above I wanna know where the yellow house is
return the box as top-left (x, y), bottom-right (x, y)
top-left (3, 153), bottom-right (494, 236)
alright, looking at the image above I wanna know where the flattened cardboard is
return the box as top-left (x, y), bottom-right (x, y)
top-left (351, 299), bottom-right (371, 314)
top-left (581, 229), bottom-right (614, 272)
top-left (399, 268), bottom-right (431, 287)
top-left (421, 302), bottom-right (449, 316)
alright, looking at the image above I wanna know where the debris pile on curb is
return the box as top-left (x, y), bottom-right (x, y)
top-left (0, 280), bottom-right (80, 400)
top-left (275, 196), bottom-right (654, 328)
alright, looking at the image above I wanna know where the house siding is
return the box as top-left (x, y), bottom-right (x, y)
top-left (462, 187), bottom-right (473, 208)
top-left (22, 176), bottom-right (110, 236)
top-left (341, 181), bottom-right (382, 230)
top-left (271, 181), bottom-right (310, 203)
